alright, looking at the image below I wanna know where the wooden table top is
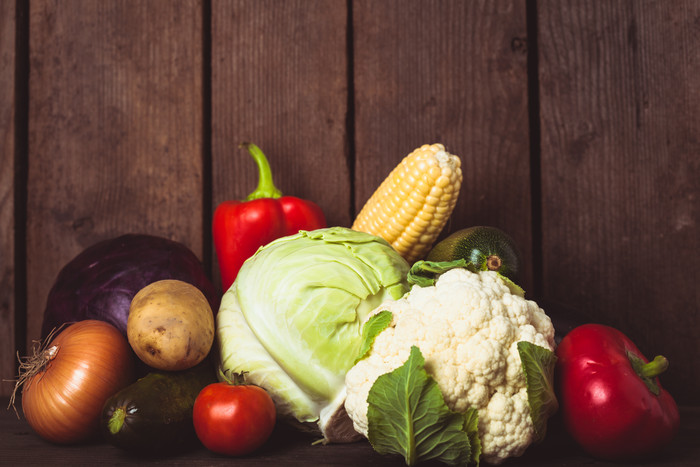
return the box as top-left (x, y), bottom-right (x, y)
top-left (2, 400), bottom-right (698, 466)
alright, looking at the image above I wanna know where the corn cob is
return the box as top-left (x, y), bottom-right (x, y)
top-left (352, 143), bottom-right (462, 263)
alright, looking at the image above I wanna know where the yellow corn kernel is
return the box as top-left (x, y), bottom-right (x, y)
top-left (352, 143), bottom-right (462, 263)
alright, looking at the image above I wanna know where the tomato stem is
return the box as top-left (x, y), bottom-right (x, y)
top-left (241, 142), bottom-right (283, 201)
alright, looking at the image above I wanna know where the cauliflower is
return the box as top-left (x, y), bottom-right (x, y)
top-left (344, 268), bottom-right (556, 465)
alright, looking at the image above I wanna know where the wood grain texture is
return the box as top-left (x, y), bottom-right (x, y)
top-left (538, 1), bottom-right (700, 403)
top-left (352, 0), bottom-right (533, 290)
top-left (0, 0), bottom-right (17, 396)
top-left (211, 0), bottom-right (350, 291)
top-left (211, 0), bottom-right (350, 232)
top-left (25, 0), bottom-right (204, 348)
top-left (1, 401), bottom-right (699, 465)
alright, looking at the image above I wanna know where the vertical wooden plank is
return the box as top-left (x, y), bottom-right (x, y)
top-left (538, 1), bottom-right (700, 403)
top-left (0, 0), bottom-right (17, 396)
top-left (26, 1), bottom-right (204, 346)
top-left (211, 0), bottom-right (350, 288)
top-left (352, 0), bottom-right (533, 290)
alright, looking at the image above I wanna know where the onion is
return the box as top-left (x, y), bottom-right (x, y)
top-left (11, 320), bottom-right (135, 444)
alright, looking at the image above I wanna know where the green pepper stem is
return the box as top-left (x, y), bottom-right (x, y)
top-left (241, 142), bottom-right (283, 200)
top-left (640, 355), bottom-right (669, 379)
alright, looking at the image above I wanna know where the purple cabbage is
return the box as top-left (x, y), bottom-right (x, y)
top-left (41, 234), bottom-right (220, 340)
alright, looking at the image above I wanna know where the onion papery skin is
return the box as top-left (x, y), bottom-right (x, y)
top-left (21, 320), bottom-right (135, 444)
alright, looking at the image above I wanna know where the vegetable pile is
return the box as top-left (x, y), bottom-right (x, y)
top-left (8, 142), bottom-right (680, 465)
top-left (12, 235), bottom-right (226, 453)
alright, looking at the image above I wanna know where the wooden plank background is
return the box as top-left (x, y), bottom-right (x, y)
top-left (211, 0), bottom-right (351, 290)
top-left (352, 0), bottom-right (533, 292)
top-left (1, 0), bottom-right (698, 405)
top-left (537, 1), bottom-right (700, 404)
top-left (1, 0), bottom-right (18, 398)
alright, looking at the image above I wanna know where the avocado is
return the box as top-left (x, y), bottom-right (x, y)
top-left (101, 360), bottom-right (216, 454)
top-left (426, 226), bottom-right (521, 281)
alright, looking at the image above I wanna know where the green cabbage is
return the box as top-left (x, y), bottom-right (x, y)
top-left (216, 227), bottom-right (410, 440)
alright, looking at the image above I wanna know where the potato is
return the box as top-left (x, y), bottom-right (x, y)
top-left (127, 279), bottom-right (215, 371)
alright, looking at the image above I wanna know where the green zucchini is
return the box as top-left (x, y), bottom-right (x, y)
top-left (101, 360), bottom-right (216, 453)
top-left (426, 226), bottom-right (521, 281)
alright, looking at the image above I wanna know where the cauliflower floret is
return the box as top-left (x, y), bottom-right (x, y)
top-left (481, 389), bottom-right (534, 461)
top-left (344, 268), bottom-right (555, 465)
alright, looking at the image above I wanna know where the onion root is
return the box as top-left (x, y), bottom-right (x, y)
top-left (7, 324), bottom-right (69, 417)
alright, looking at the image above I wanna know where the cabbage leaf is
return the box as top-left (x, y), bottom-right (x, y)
top-left (216, 227), bottom-right (410, 439)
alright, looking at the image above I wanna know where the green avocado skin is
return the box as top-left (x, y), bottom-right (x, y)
top-left (100, 360), bottom-right (216, 453)
top-left (426, 226), bottom-right (521, 280)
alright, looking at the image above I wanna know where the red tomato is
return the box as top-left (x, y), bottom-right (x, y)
top-left (193, 382), bottom-right (276, 456)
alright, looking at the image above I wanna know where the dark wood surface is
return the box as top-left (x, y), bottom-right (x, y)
top-left (352, 0), bottom-right (535, 292)
top-left (0, 0), bottom-right (18, 398)
top-left (211, 0), bottom-right (352, 225)
top-left (2, 0), bottom-right (699, 410)
top-left (24, 0), bottom-right (206, 356)
top-left (536, 1), bottom-right (700, 406)
top-left (2, 401), bottom-right (698, 466)
top-left (210, 0), bottom-right (352, 290)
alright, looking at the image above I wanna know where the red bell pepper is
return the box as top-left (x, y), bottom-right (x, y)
top-left (213, 143), bottom-right (326, 291)
top-left (555, 323), bottom-right (679, 461)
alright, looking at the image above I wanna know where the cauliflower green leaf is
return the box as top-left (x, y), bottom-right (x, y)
top-left (407, 259), bottom-right (469, 287)
top-left (408, 259), bottom-right (524, 297)
top-left (462, 407), bottom-right (481, 465)
top-left (355, 310), bottom-right (393, 364)
top-left (517, 341), bottom-right (558, 441)
top-left (367, 345), bottom-right (478, 466)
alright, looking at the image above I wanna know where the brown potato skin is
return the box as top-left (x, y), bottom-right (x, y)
top-left (127, 279), bottom-right (215, 371)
